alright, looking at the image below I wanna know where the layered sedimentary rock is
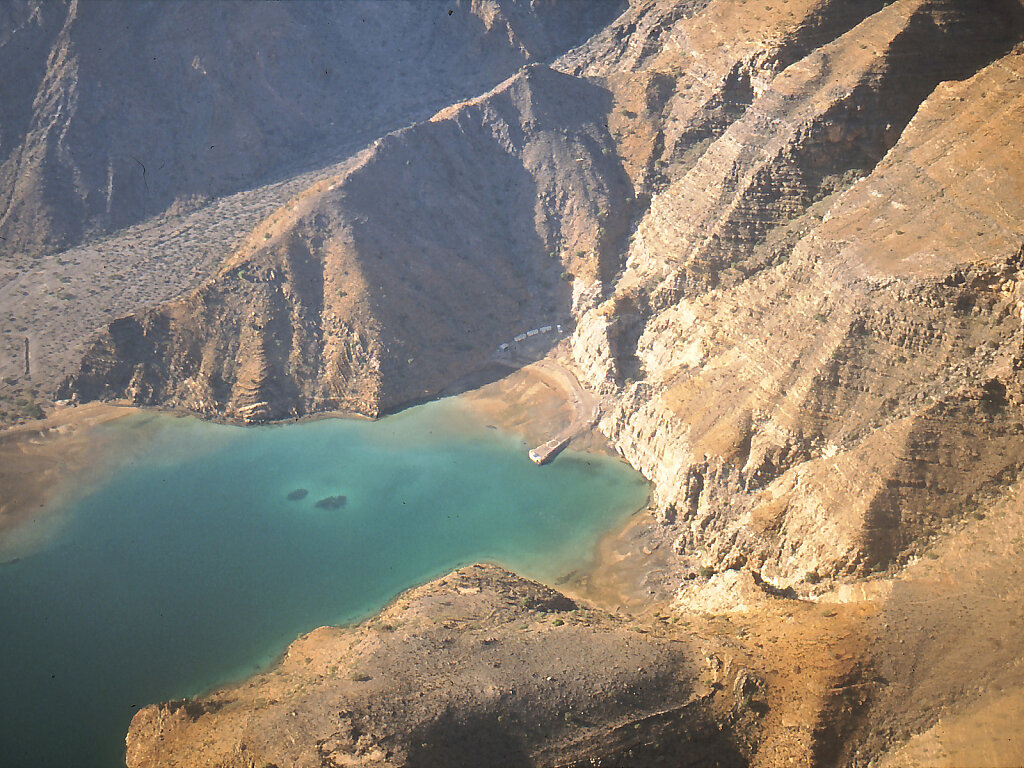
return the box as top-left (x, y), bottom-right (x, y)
top-left (564, 0), bottom-right (1024, 586)
top-left (559, 0), bottom-right (891, 194)
top-left (0, 0), bottom-right (621, 262)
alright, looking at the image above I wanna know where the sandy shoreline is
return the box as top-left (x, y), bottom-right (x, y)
top-left (0, 399), bottom-right (377, 559)
top-left (0, 365), bottom-right (660, 608)
top-left (0, 401), bottom-right (142, 560)
top-left (457, 363), bottom-right (670, 613)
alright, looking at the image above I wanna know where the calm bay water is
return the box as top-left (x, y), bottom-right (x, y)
top-left (0, 400), bottom-right (648, 767)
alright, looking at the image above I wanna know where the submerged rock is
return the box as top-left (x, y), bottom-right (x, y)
top-left (285, 488), bottom-right (309, 501)
top-left (314, 495), bottom-right (347, 510)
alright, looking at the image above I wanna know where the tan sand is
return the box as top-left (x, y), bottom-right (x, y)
top-left (0, 401), bottom-right (140, 559)
top-left (458, 360), bottom-right (617, 456)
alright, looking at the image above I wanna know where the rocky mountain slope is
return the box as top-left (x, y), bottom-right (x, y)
top-left (0, 148), bottom-right (366, 426)
top-left (572, 0), bottom-right (1024, 588)
top-left (0, 0), bottom-right (621, 263)
top-left (21, 0), bottom-right (1024, 764)
top-left (0, 0), bottom-right (621, 424)
top-left (59, 63), bottom-right (633, 420)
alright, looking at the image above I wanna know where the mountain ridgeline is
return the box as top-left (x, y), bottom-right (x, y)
top-left (0, 0), bottom-right (623, 264)
top-left (59, 64), bottom-right (634, 420)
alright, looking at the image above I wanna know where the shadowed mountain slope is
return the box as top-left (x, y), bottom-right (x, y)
top-left (0, 0), bottom-right (622, 262)
top-left (60, 64), bottom-right (633, 420)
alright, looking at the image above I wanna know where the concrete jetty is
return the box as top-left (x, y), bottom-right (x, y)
top-left (526, 360), bottom-right (602, 466)
top-left (529, 437), bottom-right (571, 465)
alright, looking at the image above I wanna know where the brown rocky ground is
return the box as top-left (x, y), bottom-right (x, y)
top-left (124, 563), bottom-right (765, 768)
top-left (850, 480), bottom-right (1024, 767)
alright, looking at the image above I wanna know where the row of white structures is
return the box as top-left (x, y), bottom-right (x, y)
top-left (498, 324), bottom-right (563, 352)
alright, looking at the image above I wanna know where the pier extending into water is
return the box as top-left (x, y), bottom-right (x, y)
top-left (526, 359), bottom-right (602, 465)
top-left (529, 436), bottom-right (571, 465)
top-left (489, 324), bottom-right (603, 465)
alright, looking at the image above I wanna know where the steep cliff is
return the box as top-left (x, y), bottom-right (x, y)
top-left (574, 2), bottom-right (1024, 586)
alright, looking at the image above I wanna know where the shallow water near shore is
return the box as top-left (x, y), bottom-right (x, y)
top-left (0, 399), bottom-right (648, 768)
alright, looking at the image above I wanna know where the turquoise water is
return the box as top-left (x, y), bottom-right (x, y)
top-left (0, 400), bottom-right (648, 767)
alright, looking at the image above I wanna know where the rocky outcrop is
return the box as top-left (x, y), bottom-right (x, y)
top-left (0, 0), bottom-right (622, 262)
top-left (59, 64), bottom-right (633, 420)
top-left (123, 565), bottom-right (750, 768)
top-left (559, 0), bottom-right (892, 195)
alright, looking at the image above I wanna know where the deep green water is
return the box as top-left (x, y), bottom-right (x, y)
top-left (0, 399), bottom-right (648, 767)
